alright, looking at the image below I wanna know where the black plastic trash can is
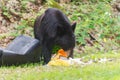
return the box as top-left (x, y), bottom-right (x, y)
top-left (0, 35), bottom-right (41, 66)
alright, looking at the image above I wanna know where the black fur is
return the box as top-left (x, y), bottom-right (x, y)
top-left (34, 8), bottom-right (76, 64)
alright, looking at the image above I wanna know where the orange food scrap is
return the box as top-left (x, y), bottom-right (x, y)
top-left (51, 49), bottom-right (68, 60)
top-left (58, 49), bottom-right (67, 57)
top-left (48, 49), bottom-right (70, 66)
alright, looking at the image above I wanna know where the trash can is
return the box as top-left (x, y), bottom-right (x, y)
top-left (0, 35), bottom-right (41, 66)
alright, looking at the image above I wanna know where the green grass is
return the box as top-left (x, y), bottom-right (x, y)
top-left (0, 60), bottom-right (120, 80)
top-left (0, 50), bottom-right (120, 80)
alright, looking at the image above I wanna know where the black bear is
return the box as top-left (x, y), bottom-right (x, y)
top-left (34, 8), bottom-right (76, 64)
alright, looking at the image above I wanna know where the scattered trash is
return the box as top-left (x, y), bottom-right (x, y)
top-left (48, 49), bottom-right (92, 66)
top-left (48, 49), bottom-right (115, 66)
top-left (48, 49), bottom-right (70, 66)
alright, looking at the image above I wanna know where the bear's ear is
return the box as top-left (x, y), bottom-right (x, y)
top-left (71, 22), bottom-right (76, 32)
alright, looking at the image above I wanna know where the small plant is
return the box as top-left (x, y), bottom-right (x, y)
top-left (52, 45), bottom-right (61, 54)
top-left (46, 0), bottom-right (65, 12)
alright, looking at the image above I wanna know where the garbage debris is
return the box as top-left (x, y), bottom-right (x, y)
top-left (48, 49), bottom-right (70, 66)
top-left (48, 49), bottom-right (85, 66)
top-left (47, 49), bottom-right (112, 66)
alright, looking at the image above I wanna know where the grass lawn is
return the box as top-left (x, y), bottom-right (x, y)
top-left (0, 58), bottom-right (120, 80)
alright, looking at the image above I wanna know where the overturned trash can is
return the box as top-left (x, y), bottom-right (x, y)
top-left (0, 35), bottom-right (41, 66)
